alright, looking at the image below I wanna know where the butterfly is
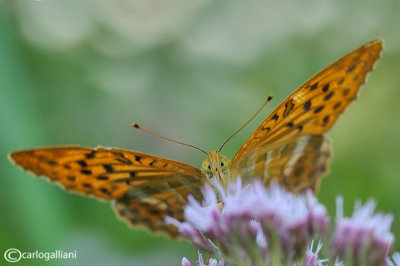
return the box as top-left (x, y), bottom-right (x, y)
top-left (9, 39), bottom-right (383, 238)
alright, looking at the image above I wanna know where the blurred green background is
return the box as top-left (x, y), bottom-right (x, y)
top-left (1, 0), bottom-right (399, 265)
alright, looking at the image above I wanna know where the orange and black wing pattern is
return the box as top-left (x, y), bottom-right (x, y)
top-left (10, 146), bottom-right (205, 237)
top-left (234, 135), bottom-right (332, 193)
top-left (232, 39), bottom-right (383, 192)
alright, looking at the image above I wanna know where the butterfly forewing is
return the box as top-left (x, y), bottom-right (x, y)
top-left (10, 146), bottom-right (204, 237)
top-left (232, 39), bottom-right (383, 165)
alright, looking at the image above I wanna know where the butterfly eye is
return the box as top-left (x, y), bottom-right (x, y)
top-left (220, 159), bottom-right (229, 171)
top-left (202, 161), bottom-right (212, 174)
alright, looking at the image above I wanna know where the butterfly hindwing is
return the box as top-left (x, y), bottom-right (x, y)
top-left (115, 179), bottom-right (197, 238)
top-left (234, 135), bottom-right (332, 193)
top-left (9, 146), bottom-right (205, 237)
top-left (233, 39), bottom-right (382, 165)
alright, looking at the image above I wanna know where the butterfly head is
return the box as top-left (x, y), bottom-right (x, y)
top-left (202, 151), bottom-right (231, 185)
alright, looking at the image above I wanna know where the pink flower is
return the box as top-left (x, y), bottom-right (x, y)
top-left (167, 177), bottom-right (329, 265)
top-left (167, 177), bottom-right (397, 265)
top-left (330, 197), bottom-right (394, 266)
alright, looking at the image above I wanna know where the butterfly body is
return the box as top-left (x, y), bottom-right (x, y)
top-left (9, 39), bottom-right (383, 237)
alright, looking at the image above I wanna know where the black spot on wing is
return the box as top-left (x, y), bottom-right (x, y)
top-left (324, 91), bottom-right (335, 101)
top-left (77, 160), bottom-right (87, 167)
top-left (314, 106), bottom-right (324, 113)
top-left (47, 160), bottom-right (57, 166)
top-left (346, 64), bottom-right (356, 73)
top-left (80, 169), bottom-right (92, 175)
top-left (297, 125), bottom-right (303, 132)
top-left (322, 116), bottom-right (330, 125)
top-left (103, 164), bottom-right (113, 173)
top-left (322, 83), bottom-right (330, 92)
top-left (100, 188), bottom-right (111, 196)
top-left (333, 102), bottom-right (342, 110)
top-left (283, 99), bottom-right (295, 117)
top-left (115, 153), bottom-right (133, 165)
top-left (304, 100), bottom-right (311, 111)
top-left (310, 82), bottom-right (318, 90)
top-left (85, 152), bottom-right (96, 159)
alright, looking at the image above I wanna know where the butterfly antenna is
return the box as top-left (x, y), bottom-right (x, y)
top-left (218, 94), bottom-right (273, 152)
top-left (132, 123), bottom-right (208, 155)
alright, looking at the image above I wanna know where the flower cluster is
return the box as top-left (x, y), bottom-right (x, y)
top-left (331, 197), bottom-right (394, 266)
top-left (166, 177), bottom-right (397, 266)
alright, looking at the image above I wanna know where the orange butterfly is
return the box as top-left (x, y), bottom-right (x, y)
top-left (9, 39), bottom-right (383, 238)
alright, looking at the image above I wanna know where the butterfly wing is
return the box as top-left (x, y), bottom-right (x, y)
top-left (9, 146), bottom-right (205, 237)
top-left (232, 39), bottom-right (383, 191)
top-left (234, 135), bottom-right (332, 193)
